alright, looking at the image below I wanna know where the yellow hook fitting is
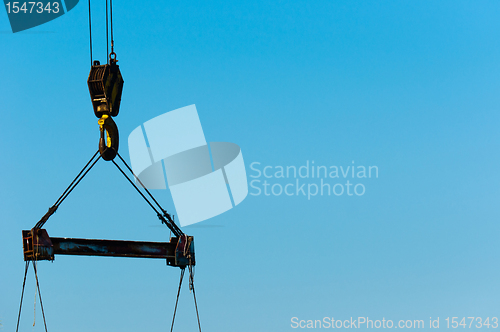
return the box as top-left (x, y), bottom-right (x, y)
top-left (98, 114), bottom-right (119, 161)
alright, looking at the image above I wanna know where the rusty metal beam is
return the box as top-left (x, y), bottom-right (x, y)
top-left (22, 229), bottom-right (195, 268)
top-left (51, 237), bottom-right (176, 259)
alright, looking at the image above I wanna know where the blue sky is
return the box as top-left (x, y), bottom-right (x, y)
top-left (1, 1), bottom-right (500, 331)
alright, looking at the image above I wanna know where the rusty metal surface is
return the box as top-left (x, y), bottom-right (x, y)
top-left (51, 237), bottom-right (177, 259)
top-left (22, 229), bottom-right (195, 267)
top-left (174, 235), bottom-right (195, 268)
top-left (23, 229), bottom-right (54, 261)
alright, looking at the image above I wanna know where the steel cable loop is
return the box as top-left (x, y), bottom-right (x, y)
top-left (33, 262), bottom-right (48, 332)
top-left (15, 261), bottom-right (49, 332)
top-left (15, 261), bottom-right (30, 332)
top-left (115, 153), bottom-right (183, 236)
top-left (35, 151), bottom-right (101, 229)
top-left (189, 265), bottom-right (202, 332)
top-left (170, 268), bottom-right (185, 332)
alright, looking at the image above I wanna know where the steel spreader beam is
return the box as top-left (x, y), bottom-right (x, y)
top-left (22, 229), bottom-right (195, 268)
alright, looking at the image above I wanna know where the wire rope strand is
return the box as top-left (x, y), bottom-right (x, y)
top-left (189, 265), bottom-right (202, 332)
top-left (111, 160), bottom-right (162, 216)
top-left (15, 261), bottom-right (30, 332)
top-left (54, 151), bottom-right (99, 207)
top-left (32, 262), bottom-right (48, 332)
top-left (112, 159), bottom-right (182, 236)
top-left (170, 269), bottom-right (185, 332)
top-left (35, 151), bottom-right (101, 229)
top-left (88, 0), bottom-right (92, 65)
top-left (106, 0), bottom-right (109, 61)
top-left (55, 154), bottom-right (101, 207)
top-left (115, 153), bottom-right (183, 236)
top-left (115, 153), bottom-right (165, 213)
top-left (110, 0), bottom-right (114, 52)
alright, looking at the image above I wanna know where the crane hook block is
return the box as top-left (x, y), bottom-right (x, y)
top-left (98, 114), bottom-right (119, 161)
top-left (88, 60), bottom-right (124, 118)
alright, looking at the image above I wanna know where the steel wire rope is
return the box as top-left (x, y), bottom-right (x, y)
top-left (88, 0), bottom-right (92, 65)
top-left (33, 261), bottom-right (48, 332)
top-left (113, 153), bottom-right (183, 236)
top-left (15, 261), bottom-right (29, 332)
top-left (170, 269), bottom-right (185, 332)
top-left (105, 0), bottom-right (108, 60)
top-left (189, 264), bottom-right (202, 332)
top-left (111, 158), bottom-right (181, 236)
top-left (110, 0), bottom-right (114, 53)
top-left (34, 151), bottom-right (101, 229)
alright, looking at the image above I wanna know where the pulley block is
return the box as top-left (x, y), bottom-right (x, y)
top-left (87, 59), bottom-right (124, 118)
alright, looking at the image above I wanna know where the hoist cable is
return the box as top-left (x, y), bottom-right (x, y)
top-left (15, 261), bottom-right (29, 332)
top-left (105, 0), bottom-right (109, 61)
top-left (115, 152), bottom-right (183, 236)
top-left (88, 0), bottom-right (92, 65)
top-left (170, 267), bottom-right (202, 332)
top-left (192, 284), bottom-right (202, 332)
top-left (111, 157), bottom-right (183, 237)
top-left (170, 268), bottom-right (185, 332)
top-left (34, 151), bottom-right (100, 229)
top-left (15, 261), bottom-right (49, 332)
top-left (33, 262), bottom-right (48, 332)
top-left (110, 0), bottom-right (114, 52)
top-left (33, 244), bottom-right (37, 327)
top-left (189, 265), bottom-right (202, 332)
